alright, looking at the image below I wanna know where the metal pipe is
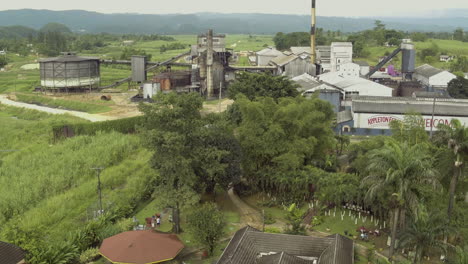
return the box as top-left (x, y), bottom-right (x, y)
top-left (311, 0), bottom-right (317, 64)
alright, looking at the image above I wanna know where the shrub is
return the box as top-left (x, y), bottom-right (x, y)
top-left (264, 211), bottom-right (276, 225)
top-left (264, 227), bottom-right (281, 234)
top-left (79, 248), bottom-right (100, 264)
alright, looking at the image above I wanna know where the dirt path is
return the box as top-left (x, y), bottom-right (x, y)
top-left (0, 94), bottom-right (120, 122)
top-left (227, 188), bottom-right (263, 230)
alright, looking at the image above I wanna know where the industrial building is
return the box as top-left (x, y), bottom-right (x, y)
top-left (269, 54), bottom-right (316, 78)
top-left (413, 64), bottom-right (457, 90)
top-left (337, 96), bottom-right (468, 135)
top-left (39, 52), bottom-right (100, 91)
top-left (256, 47), bottom-right (284, 66)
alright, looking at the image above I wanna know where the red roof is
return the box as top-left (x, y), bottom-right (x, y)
top-left (100, 230), bottom-right (184, 264)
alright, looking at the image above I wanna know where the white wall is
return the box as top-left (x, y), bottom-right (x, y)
top-left (337, 63), bottom-right (360, 77)
top-left (354, 113), bottom-right (468, 131)
top-left (330, 43), bottom-right (353, 73)
top-left (359, 66), bottom-right (370, 76)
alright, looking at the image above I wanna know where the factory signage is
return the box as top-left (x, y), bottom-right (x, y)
top-left (356, 113), bottom-right (468, 131)
top-left (367, 115), bottom-right (401, 127)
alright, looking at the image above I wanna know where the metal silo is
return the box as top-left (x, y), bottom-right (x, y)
top-left (401, 43), bottom-right (416, 74)
top-left (39, 52), bottom-right (101, 90)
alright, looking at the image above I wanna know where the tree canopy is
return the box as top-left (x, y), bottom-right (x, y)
top-left (228, 72), bottom-right (299, 101)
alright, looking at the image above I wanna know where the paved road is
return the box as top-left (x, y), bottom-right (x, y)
top-left (0, 95), bottom-right (118, 122)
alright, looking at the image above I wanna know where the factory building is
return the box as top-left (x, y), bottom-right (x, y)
top-left (338, 96), bottom-right (468, 135)
top-left (413, 64), bottom-right (457, 90)
top-left (39, 52), bottom-right (100, 91)
top-left (317, 72), bottom-right (393, 98)
top-left (354, 61), bottom-right (370, 76)
top-left (293, 73), bottom-right (342, 112)
top-left (256, 47), bottom-right (284, 66)
top-left (269, 54), bottom-right (316, 78)
top-left (330, 42), bottom-right (353, 72)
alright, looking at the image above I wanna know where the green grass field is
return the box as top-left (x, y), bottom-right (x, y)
top-left (355, 39), bottom-right (468, 70)
top-left (14, 93), bottom-right (113, 113)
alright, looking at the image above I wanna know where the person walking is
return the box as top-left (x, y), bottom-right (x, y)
top-left (156, 216), bottom-right (161, 228)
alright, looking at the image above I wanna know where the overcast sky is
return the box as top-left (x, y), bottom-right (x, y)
top-left (1, 0), bottom-right (467, 17)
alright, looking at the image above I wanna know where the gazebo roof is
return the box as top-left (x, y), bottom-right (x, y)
top-left (100, 230), bottom-right (184, 264)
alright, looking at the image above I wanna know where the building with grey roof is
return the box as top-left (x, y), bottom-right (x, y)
top-left (270, 55), bottom-right (316, 78)
top-left (256, 48), bottom-right (285, 66)
top-left (217, 226), bottom-right (354, 264)
top-left (413, 64), bottom-right (456, 90)
top-left (0, 241), bottom-right (26, 264)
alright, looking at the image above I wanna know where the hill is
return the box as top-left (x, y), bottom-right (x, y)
top-left (0, 9), bottom-right (466, 34)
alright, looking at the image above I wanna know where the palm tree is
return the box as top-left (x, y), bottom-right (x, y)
top-left (436, 120), bottom-right (468, 223)
top-left (398, 213), bottom-right (449, 264)
top-left (362, 139), bottom-right (439, 258)
top-left (452, 246), bottom-right (468, 264)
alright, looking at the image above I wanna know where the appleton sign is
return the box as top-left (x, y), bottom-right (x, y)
top-left (355, 113), bottom-right (468, 131)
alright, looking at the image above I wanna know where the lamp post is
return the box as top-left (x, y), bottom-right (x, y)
top-left (92, 167), bottom-right (104, 216)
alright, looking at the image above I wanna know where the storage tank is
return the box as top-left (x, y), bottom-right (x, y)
top-left (39, 52), bottom-right (100, 89)
top-left (401, 43), bottom-right (416, 73)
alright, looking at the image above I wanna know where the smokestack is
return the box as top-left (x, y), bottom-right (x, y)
top-left (206, 29), bottom-right (214, 98)
top-left (310, 0), bottom-right (317, 64)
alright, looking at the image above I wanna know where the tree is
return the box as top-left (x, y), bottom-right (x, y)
top-left (389, 113), bottom-right (428, 145)
top-left (232, 95), bottom-right (336, 200)
top-left (411, 32), bottom-right (428, 42)
top-left (140, 93), bottom-right (239, 233)
top-left (448, 76), bottom-right (468, 99)
top-left (0, 56), bottom-right (7, 68)
top-left (454, 28), bottom-right (464, 42)
top-left (398, 213), bottom-right (449, 264)
top-left (187, 203), bottom-right (224, 256)
top-left (450, 56), bottom-right (468, 73)
top-left (119, 47), bottom-right (152, 61)
top-left (228, 72), bottom-right (299, 101)
top-left (419, 42), bottom-right (440, 62)
top-left (363, 140), bottom-right (439, 258)
top-left (39, 23), bottom-right (72, 34)
top-left (436, 120), bottom-right (468, 223)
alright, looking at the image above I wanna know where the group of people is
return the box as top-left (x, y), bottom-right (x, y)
top-left (151, 214), bottom-right (161, 228)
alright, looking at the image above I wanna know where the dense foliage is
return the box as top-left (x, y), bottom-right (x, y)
top-left (139, 93), bottom-right (241, 233)
top-left (187, 203), bottom-right (225, 256)
top-left (448, 76), bottom-right (468, 99)
top-left (228, 72), bottom-right (299, 101)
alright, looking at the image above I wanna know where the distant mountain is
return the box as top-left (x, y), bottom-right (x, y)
top-left (0, 9), bottom-right (466, 35)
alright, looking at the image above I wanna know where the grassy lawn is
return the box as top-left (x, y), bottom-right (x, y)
top-left (133, 199), bottom-right (173, 233)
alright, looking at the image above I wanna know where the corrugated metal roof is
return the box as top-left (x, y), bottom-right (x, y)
top-left (270, 54), bottom-right (298, 67)
top-left (257, 48), bottom-right (284, 57)
top-left (39, 55), bottom-right (100, 63)
top-left (414, 64), bottom-right (444, 78)
top-left (291, 47), bottom-right (312, 55)
top-left (352, 96), bottom-right (468, 116)
top-left (337, 109), bottom-right (353, 123)
top-left (0, 241), bottom-right (26, 264)
top-left (331, 42), bottom-right (353, 47)
top-left (217, 226), bottom-right (354, 264)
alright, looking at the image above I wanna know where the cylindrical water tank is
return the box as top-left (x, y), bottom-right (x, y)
top-left (39, 53), bottom-right (101, 89)
top-left (401, 43), bottom-right (416, 73)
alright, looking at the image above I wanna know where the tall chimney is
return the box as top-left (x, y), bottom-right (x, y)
top-left (206, 29), bottom-right (214, 98)
top-left (310, 0), bottom-right (317, 64)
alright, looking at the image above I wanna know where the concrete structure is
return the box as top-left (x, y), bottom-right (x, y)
top-left (131, 55), bottom-right (147, 83)
top-left (217, 226), bottom-right (354, 264)
top-left (192, 30), bottom-right (231, 98)
top-left (269, 54), bottom-right (316, 78)
top-left (413, 64), bottom-right (456, 90)
top-left (39, 52), bottom-right (100, 90)
top-left (331, 42), bottom-right (353, 72)
top-left (256, 47), bottom-right (283, 66)
top-left (337, 62), bottom-right (360, 78)
top-left (310, 0), bottom-right (317, 64)
top-left (354, 61), bottom-right (370, 76)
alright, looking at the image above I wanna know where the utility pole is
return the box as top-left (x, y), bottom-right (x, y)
top-left (92, 167), bottom-right (104, 216)
top-left (429, 96), bottom-right (437, 139)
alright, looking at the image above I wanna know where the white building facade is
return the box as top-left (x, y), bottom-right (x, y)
top-left (331, 42), bottom-right (353, 73)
